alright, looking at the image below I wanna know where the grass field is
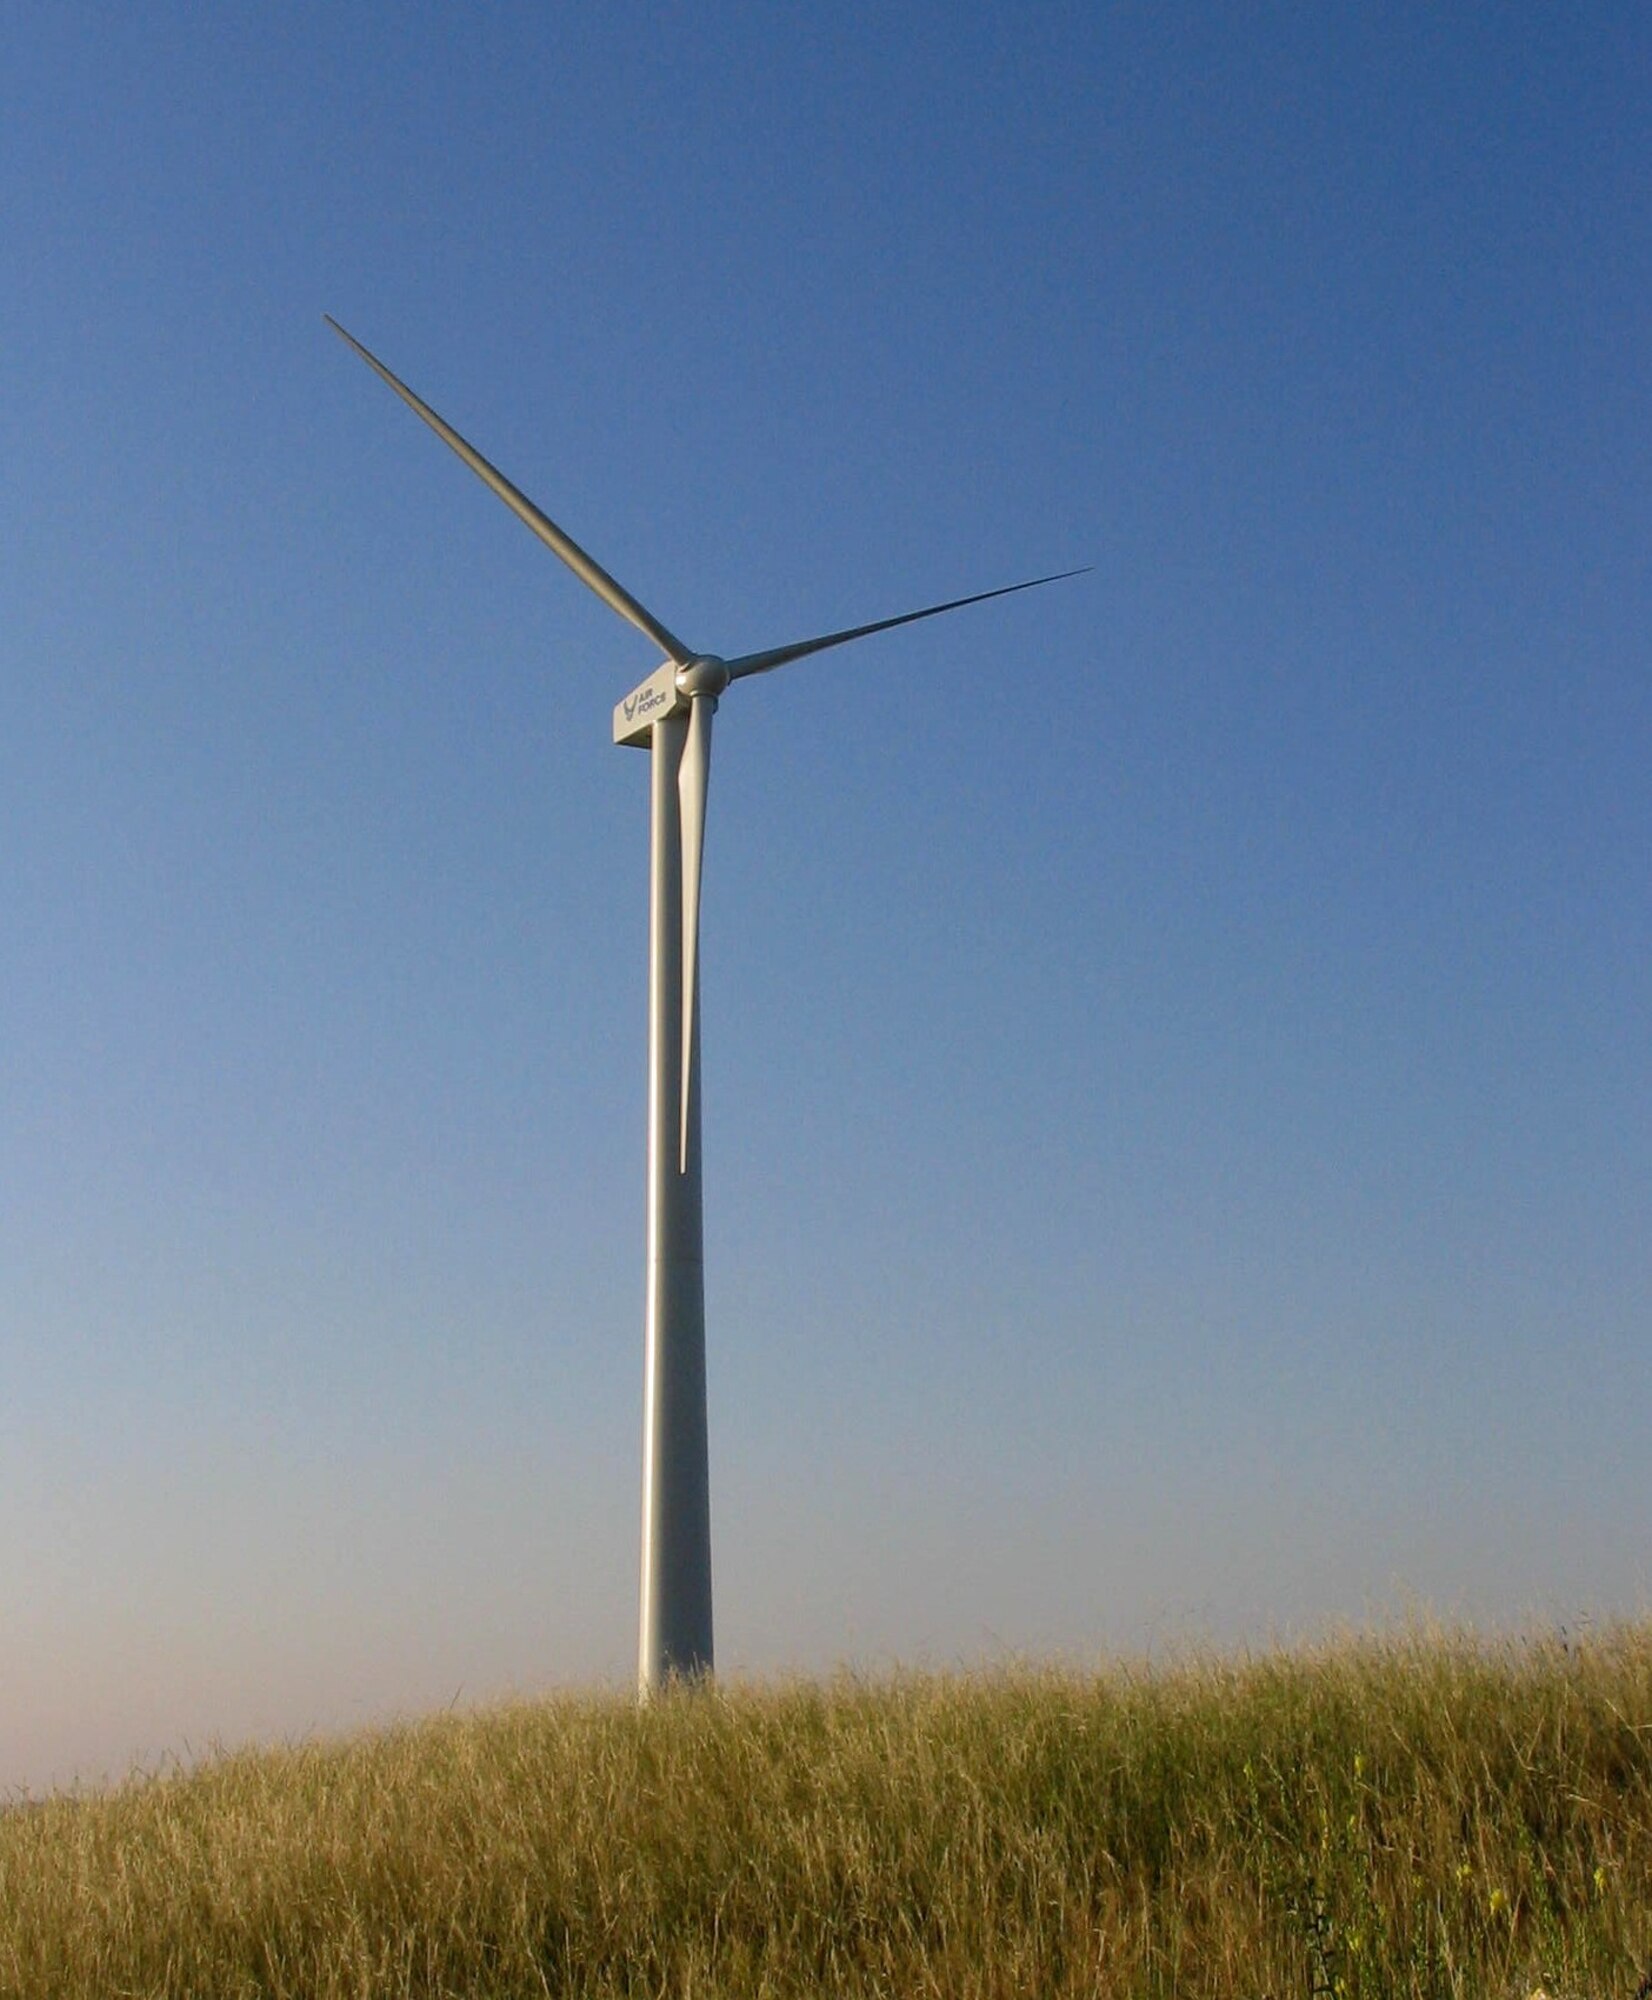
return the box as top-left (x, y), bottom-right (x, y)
top-left (3, 1625), bottom-right (1649, 1997)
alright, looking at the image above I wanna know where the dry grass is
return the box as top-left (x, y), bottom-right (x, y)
top-left (3, 1625), bottom-right (1650, 1997)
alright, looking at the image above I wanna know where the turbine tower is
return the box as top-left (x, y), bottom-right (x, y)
top-left (326, 318), bottom-right (1082, 1694)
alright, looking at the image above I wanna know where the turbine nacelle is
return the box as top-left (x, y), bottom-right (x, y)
top-left (614, 656), bottom-right (730, 746)
top-left (613, 662), bottom-right (683, 746)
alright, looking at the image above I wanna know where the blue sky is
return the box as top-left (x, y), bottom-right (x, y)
top-left (3, 2), bottom-right (1648, 1792)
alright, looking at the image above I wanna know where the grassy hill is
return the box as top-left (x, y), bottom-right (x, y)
top-left (3, 1626), bottom-right (1649, 1997)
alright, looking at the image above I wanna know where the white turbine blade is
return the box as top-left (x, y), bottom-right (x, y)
top-left (722, 567), bottom-right (1088, 682)
top-left (325, 317), bottom-right (692, 666)
top-left (678, 693), bottom-right (715, 1174)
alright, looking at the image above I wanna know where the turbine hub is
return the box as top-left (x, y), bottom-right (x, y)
top-left (676, 655), bottom-right (730, 699)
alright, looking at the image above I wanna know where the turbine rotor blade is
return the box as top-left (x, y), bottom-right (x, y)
top-left (722, 567), bottom-right (1089, 682)
top-left (325, 317), bottom-right (692, 666)
top-left (678, 693), bottom-right (716, 1174)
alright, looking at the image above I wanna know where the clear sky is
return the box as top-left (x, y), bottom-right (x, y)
top-left (3, 3), bottom-right (1648, 1794)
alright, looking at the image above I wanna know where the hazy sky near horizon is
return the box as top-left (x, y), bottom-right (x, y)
top-left (3, 3), bottom-right (1648, 1794)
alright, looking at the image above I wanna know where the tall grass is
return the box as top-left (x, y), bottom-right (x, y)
top-left (3, 1626), bottom-right (1649, 1997)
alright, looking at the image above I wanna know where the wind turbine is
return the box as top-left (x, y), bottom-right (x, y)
top-left (326, 317), bottom-right (1083, 1695)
